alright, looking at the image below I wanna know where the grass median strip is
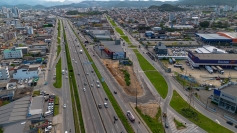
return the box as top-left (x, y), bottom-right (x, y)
top-left (53, 58), bottom-right (62, 88)
top-left (57, 19), bottom-right (61, 44)
top-left (56, 45), bottom-right (61, 57)
top-left (63, 21), bottom-right (85, 133)
top-left (170, 90), bottom-right (232, 133)
top-left (68, 22), bottom-right (134, 133)
top-left (115, 27), bottom-right (125, 35)
top-left (54, 96), bottom-right (59, 116)
top-left (107, 16), bottom-right (117, 27)
top-left (133, 49), bottom-right (168, 98)
top-left (136, 107), bottom-right (165, 133)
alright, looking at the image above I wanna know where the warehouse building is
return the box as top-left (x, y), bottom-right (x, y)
top-left (187, 50), bottom-right (237, 67)
top-left (100, 40), bottom-right (126, 60)
top-left (195, 33), bottom-right (232, 44)
top-left (212, 86), bottom-right (237, 113)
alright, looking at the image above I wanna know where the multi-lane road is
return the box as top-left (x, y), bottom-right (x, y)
top-left (63, 19), bottom-right (126, 133)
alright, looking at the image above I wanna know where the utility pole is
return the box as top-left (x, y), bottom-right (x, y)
top-left (136, 87), bottom-right (137, 108)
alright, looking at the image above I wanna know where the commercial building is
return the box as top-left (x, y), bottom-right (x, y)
top-left (196, 33), bottom-right (232, 44)
top-left (86, 30), bottom-right (111, 41)
top-left (0, 66), bottom-right (10, 80)
top-left (187, 50), bottom-right (237, 67)
top-left (3, 32), bottom-right (17, 41)
top-left (100, 40), bottom-right (126, 60)
top-left (154, 42), bottom-right (167, 55)
top-left (3, 47), bottom-right (23, 59)
top-left (212, 86), bottom-right (237, 113)
top-left (217, 32), bottom-right (237, 43)
top-left (13, 65), bottom-right (40, 79)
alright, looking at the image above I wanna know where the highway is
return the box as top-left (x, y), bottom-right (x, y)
top-left (62, 19), bottom-right (126, 133)
top-left (68, 21), bottom-right (150, 133)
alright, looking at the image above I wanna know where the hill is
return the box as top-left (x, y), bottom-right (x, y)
top-left (149, 4), bottom-right (187, 11)
top-left (178, 0), bottom-right (237, 5)
top-left (0, 4), bottom-right (46, 9)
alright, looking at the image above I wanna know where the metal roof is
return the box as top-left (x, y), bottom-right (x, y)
top-left (196, 33), bottom-right (231, 40)
top-left (194, 53), bottom-right (237, 60)
top-left (0, 96), bottom-right (30, 125)
top-left (101, 41), bottom-right (124, 52)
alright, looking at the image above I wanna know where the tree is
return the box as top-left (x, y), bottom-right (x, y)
top-left (199, 21), bottom-right (210, 28)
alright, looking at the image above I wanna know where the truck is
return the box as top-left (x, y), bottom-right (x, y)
top-left (127, 111), bottom-right (135, 122)
top-left (172, 58), bottom-right (176, 63)
top-left (211, 66), bottom-right (217, 72)
top-left (174, 63), bottom-right (182, 67)
top-left (216, 66), bottom-right (224, 74)
top-left (205, 66), bottom-right (213, 74)
top-left (169, 58), bottom-right (173, 64)
top-left (62, 70), bottom-right (65, 75)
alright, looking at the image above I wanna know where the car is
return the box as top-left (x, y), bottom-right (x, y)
top-left (165, 123), bottom-right (169, 128)
top-left (96, 80), bottom-right (99, 84)
top-left (105, 97), bottom-right (108, 101)
top-left (48, 103), bottom-right (54, 106)
top-left (104, 103), bottom-right (108, 108)
top-left (63, 104), bottom-right (66, 108)
top-left (83, 88), bottom-right (86, 92)
top-left (66, 76), bottom-right (68, 79)
top-left (86, 73), bottom-right (89, 75)
top-left (114, 91), bottom-right (117, 94)
top-left (78, 73), bottom-right (80, 76)
top-left (91, 70), bottom-right (94, 73)
top-left (84, 82), bottom-right (87, 86)
top-left (114, 116), bottom-right (118, 121)
top-left (91, 84), bottom-right (94, 87)
top-left (75, 61), bottom-right (77, 64)
top-left (226, 121), bottom-right (233, 125)
top-left (97, 85), bottom-right (100, 88)
top-left (98, 104), bottom-right (102, 109)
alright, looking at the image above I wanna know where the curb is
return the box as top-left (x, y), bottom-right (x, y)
top-left (129, 103), bottom-right (152, 133)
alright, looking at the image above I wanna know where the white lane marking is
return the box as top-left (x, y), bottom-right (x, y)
top-left (116, 124), bottom-right (118, 128)
top-left (124, 104), bottom-right (128, 109)
top-left (215, 119), bottom-right (220, 124)
top-left (112, 128), bottom-right (115, 133)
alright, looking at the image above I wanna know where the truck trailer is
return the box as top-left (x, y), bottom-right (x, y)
top-left (216, 66), bottom-right (224, 74)
top-left (205, 66), bottom-right (213, 74)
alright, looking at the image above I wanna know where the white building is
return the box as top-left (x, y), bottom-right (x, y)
top-left (25, 26), bottom-right (34, 35)
top-left (0, 66), bottom-right (10, 80)
top-left (169, 12), bottom-right (175, 21)
top-left (3, 47), bottom-right (23, 59)
top-left (13, 65), bottom-right (40, 79)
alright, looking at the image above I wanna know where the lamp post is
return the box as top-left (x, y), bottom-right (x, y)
top-left (136, 87), bottom-right (137, 108)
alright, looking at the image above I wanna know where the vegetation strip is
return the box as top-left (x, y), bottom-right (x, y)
top-left (62, 21), bottom-right (85, 133)
top-left (53, 58), bottom-right (62, 88)
top-left (68, 22), bottom-right (134, 133)
top-left (173, 118), bottom-right (186, 130)
top-left (56, 45), bottom-right (61, 57)
top-left (121, 69), bottom-right (131, 86)
top-left (33, 90), bottom-right (40, 97)
top-left (54, 96), bottom-right (59, 116)
top-left (115, 27), bottom-right (125, 35)
top-left (170, 90), bottom-right (232, 133)
top-left (57, 19), bottom-right (61, 44)
top-left (133, 49), bottom-right (168, 98)
top-left (136, 107), bottom-right (165, 133)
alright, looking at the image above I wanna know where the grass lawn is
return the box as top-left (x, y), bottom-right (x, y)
top-left (174, 118), bottom-right (186, 130)
top-left (0, 127), bottom-right (3, 133)
top-left (0, 100), bottom-right (10, 107)
top-left (136, 107), bottom-right (165, 133)
top-left (69, 22), bottom-right (134, 133)
top-left (115, 27), bottom-right (125, 35)
top-left (107, 16), bottom-right (117, 27)
top-left (53, 58), bottom-right (62, 88)
top-left (57, 20), bottom-right (61, 44)
top-left (170, 90), bottom-right (233, 133)
top-left (56, 45), bottom-right (61, 57)
top-left (54, 96), bottom-right (59, 116)
top-left (33, 90), bottom-right (40, 97)
top-left (133, 49), bottom-right (168, 98)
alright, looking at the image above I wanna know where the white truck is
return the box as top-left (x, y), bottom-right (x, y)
top-left (205, 66), bottom-right (213, 74)
top-left (216, 66), bottom-right (224, 74)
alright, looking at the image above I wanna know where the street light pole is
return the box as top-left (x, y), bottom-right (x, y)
top-left (136, 87), bottom-right (137, 108)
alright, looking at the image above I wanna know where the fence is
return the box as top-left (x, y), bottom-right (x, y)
top-left (157, 59), bottom-right (169, 73)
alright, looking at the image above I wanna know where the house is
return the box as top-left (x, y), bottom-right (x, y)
top-left (13, 65), bottom-right (40, 79)
top-left (3, 47), bottom-right (23, 59)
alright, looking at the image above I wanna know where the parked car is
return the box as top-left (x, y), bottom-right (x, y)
top-left (227, 121), bottom-right (233, 125)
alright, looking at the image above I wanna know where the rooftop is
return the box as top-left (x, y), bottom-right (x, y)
top-left (0, 96), bottom-right (30, 125)
top-left (101, 41), bottom-right (124, 52)
top-left (196, 33), bottom-right (231, 40)
top-left (221, 84), bottom-right (237, 97)
top-left (30, 96), bottom-right (44, 110)
top-left (218, 32), bottom-right (237, 39)
top-left (193, 52), bottom-right (237, 60)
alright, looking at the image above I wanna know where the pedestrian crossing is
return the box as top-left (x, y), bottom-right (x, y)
top-left (167, 109), bottom-right (206, 133)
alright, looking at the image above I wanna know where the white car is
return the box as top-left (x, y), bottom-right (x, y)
top-left (83, 88), bottom-right (86, 92)
top-left (96, 80), bottom-right (100, 84)
top-left (66, 76), bottom-right (68, 79)
top-left (97, 85), bottom-right (100, 88)
top-left (63, 104), bottom-right (66, 108)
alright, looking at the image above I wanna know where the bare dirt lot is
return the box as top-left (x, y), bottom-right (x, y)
top-left (137, 103), bottom-right (159, 118)
top-left (161, 60), bottom-right (237, 87)
top-left (102, 59), bottom-right (144, 97)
